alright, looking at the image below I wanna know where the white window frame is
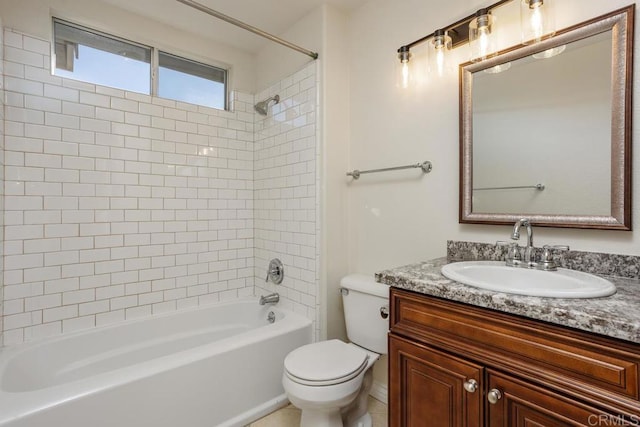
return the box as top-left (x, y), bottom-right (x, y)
top-left (52, 18), bottom-right (229, 110)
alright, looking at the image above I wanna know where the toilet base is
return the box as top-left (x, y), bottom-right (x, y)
top-left (341, 367), bottom-right (374, 427)
top-left (297, 365), bottom-right (376, 427)
top-left (300, 408), bottom-right (344, 427)
top-left (297, 402), bottom-right (373, 427)
top-left (345, 412), bottom-right (372, 427)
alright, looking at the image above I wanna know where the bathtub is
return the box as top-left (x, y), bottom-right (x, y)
top-left (0, 299), bottom-right (312, 427)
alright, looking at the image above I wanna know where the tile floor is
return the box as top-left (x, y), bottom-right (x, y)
top-left (249, 396), bottom-right (388, 426)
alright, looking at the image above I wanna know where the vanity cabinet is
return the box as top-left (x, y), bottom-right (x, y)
top-left (389, 288), bottom-right (640, 427)
top-left (390, 335), bottom-right (483, 426)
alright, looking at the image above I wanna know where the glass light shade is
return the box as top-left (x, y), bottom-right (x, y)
top-left (429, 30), bottom-right (452, 77)
top-left (483, 62), bottom-right (511, 74)
top-left (521, 0), bottom-right (555, 44)
top-left (532, 44), bottom-right (566, 59)
top-left (395, 48), bottom-right (413, 89)
top-left (469, 10), bottom-right (497, 62)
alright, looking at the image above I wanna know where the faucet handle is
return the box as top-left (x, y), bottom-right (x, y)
top-left (542, 245), bottom-right (570, 259)
top-left (265, 258), bottom-right (284, 284)
top-left (538, 245), bottom-right (570, 271)
top-left (496, 241), bottom-right (521, 266)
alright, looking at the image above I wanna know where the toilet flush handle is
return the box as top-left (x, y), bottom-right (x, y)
top-left (380, 306), bottom-right (389, 319)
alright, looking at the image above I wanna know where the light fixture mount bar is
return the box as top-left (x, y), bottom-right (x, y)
top-left (398, 0), bottom-right (512, 52)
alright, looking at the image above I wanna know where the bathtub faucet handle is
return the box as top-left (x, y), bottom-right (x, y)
top-left (260, 293), bottom-right (280, 305)
top-left (265, 258), bottom-right (284, 284)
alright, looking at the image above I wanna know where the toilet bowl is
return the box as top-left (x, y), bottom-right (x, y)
top-left (282, 274), bottom-right (389, 427)
top-left (283, 340), bottom-right (380, 427)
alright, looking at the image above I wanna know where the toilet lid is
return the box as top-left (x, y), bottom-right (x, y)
top-left (284, 340), bottom-right (369, 386)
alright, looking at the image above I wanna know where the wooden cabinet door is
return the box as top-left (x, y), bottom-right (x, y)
top-left (389, 335), bottom-right (483, 427)
top-left (486, 370), bottom-right (636, 427)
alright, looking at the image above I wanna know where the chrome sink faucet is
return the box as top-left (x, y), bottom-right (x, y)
top-left (511, 218), bottom-right (535, 267)
top-left (501, 218), bottom-right (571, 270)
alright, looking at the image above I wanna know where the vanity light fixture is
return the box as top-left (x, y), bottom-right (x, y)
top-left (395, 0), bottom-right (556, 80)
top-left (521, 0), bottom-right (555, 44)
top-left (395, 0), bottom-right (510, 80)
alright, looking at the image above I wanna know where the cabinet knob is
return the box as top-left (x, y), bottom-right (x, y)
top-left (463, 379), bottom-right (478, 393)
top-left (487, 389), bottom-right (502, 404)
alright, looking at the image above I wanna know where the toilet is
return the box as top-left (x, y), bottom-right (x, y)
top-left (282, 274), bottom-right (389, 427)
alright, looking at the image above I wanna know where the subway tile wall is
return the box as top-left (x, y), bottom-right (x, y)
top-left (254, 62), bottom-right (320, 339)
top-left (0, 19), bottom-right (5, 346)
top-left (0, 29), bottom-right (318, 347)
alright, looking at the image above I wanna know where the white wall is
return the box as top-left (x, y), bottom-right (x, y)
top-left (0, 0), bottom-right (257, 92)
top-left (254, 7), bottom-right (322, 93)
top-left (346, 0), bottom-right (640, 277)
top-left (319, 5), bottom-right (350, 343)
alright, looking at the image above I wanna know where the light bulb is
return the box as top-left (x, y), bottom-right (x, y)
top-left (530, 4), bottom-right (544, 40)
top-left (469, 9), bottom-right (496, 62)
top-left (396, 47), bottom-right (413, 89)
top-left (478, 26), bottom-right (490, 59)
top-left (430, 30), bottom-right (451, 77)
top-left (401, 61), bottom-right (410, 88)
top-left (521, 0), bottom-right (555, 44)
top-left (435, 47), bottom-right (445, 76)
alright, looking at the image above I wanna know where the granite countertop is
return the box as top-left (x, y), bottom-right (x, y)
top-left (376, 256), bottom-right (640, 345)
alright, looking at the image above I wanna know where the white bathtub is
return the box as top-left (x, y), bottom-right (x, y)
top-left (0, 299), bottom-right (312, 427)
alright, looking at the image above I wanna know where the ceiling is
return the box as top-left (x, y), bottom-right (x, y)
top-left (99, 0), bottom-right (367, 54)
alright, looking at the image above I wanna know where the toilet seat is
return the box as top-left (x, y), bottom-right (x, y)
top-left (284, 340), bottom-right (369, 386)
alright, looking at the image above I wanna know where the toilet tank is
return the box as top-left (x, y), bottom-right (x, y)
top-left (341, 274), bottom-right (389, 354)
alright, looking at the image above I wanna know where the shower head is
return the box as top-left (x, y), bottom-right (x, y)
top-left (254, 95), bottom-right (280, 116)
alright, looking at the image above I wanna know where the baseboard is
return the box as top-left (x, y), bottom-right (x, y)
top-left (369, 380), bottom-right (388, 404)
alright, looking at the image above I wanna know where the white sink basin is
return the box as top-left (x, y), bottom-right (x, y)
top-left (440, 261), bottom-right (616, 298)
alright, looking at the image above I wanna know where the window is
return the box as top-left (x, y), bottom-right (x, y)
top-left (53, 19), bottom-right (228, 110)
top-left (158, 52), bottom-right (226, 109)
top-left (53, 20), bottom-right (151, 94)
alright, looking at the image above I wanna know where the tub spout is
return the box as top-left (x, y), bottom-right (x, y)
top-left (260, 293), bottom-right (280, 305)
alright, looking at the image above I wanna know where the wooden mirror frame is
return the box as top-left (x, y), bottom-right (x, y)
top-left (459, 6), bottom-right (633, 230)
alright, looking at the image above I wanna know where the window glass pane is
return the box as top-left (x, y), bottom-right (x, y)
top-left (158, 52), bottom-right (226, 109)
top-left (53, 20), bottom-right (151, 94)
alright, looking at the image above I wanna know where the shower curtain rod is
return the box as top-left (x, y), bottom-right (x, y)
top-left (176, 0), bottom-right (319, 59)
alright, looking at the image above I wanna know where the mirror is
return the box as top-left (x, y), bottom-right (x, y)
top-left (459, 6), bottom-right (633, 230)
